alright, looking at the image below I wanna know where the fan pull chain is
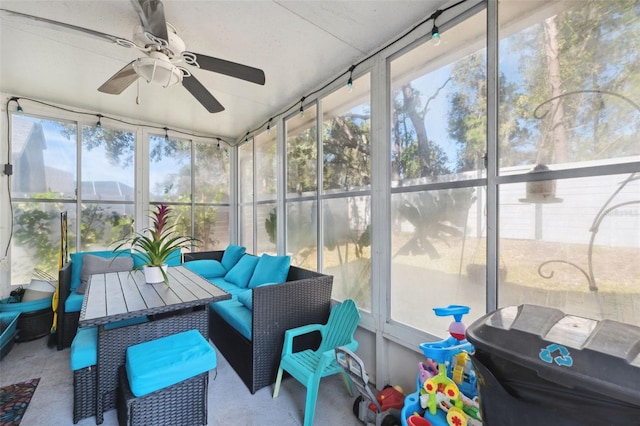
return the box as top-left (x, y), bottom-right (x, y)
top-left (136, 79), bottom-right (141, 105)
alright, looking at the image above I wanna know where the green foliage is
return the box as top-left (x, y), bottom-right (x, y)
top-left (13, 202), bottom-right (59, 275)
top-left (396, 188), bottom-right (476, 259)
top-left (323, 114), bottom-right (371, 190)
top-left (287, 126), bottom-right (318, 194)
top-left (265, 208), bottom-right (277, 245)
top-left (112, 205), bottom-right (199, 282)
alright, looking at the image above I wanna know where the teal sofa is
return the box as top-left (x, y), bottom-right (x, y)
top-left (184, 248), bottom-right (333, 394)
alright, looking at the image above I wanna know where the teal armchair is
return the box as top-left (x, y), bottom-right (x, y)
top-left (273, 299), bottom-right (360, 426)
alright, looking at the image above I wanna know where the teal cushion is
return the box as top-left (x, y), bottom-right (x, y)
top-left (70, 250), bottom-right (131, 292)
top-left (236, 282), bottom-right (279, 310)
top-left (207, 278), bottom-right (248, 297)
top-left (165, 249), bottom-right (182, 266)
top-left (0, 312), bottom-right (19, 347)
top-left (237, 289), bottom-right (253, 310)
top-left (221, 245), bottom-right (246, 271)
top-left (65, 292), bottom-right (85, 313)
top-left (211, 299), bottom-right (252, 341)
top-left (125, 330), bottom-right (217, 397)
top-left (0, 297), bottom-right (51, 313)
top-left (70, 326), bottom-right (97, 370)
top-left (69, 316), bottom-right (149, 371)
top-left (224, 255), bottom-right (259, 288)
top-left (248, 254), bottom-right (291, 288)
top-left (184, 259), bottom-right (227, 279)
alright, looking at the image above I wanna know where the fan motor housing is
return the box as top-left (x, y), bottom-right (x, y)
top-left (133, 24), bottom-right (185, 59)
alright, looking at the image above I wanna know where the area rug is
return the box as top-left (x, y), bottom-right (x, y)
top-left (0, 378), bottom-right (40, 426)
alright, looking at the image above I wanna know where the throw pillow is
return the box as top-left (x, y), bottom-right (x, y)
top-left (70, 250), bottom-right (130, 292)
top-left (76, 254), bottom-right (134, 294)
top-left (237, 282), bottom-right (279, 311)
top-left (248, 254), bottom-right (291, 288)
top-left (224, 254), bottom-right (259, 288)
top-left (184, 259), bottom-right (227, 279)
top-left (237, 289), bottom-right (253, 310)
top-left (221, 245), bottom-right (246, 271)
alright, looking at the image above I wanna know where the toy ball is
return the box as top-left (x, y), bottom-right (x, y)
top-left (449, 321), bottom-right (466, 341)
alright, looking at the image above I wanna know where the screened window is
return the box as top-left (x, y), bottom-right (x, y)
top-left (389, 10), bottom-right (488, 333)
top-left (10, 114), bottom-right (77, 283)
top-left (496, 0), bottom-right (640, 322)
top-left (194, 141), bottom-right (230, 250)
top-left (255, 128), bottom-right (278, 255)
top-left (80, 125), bottom-right (135, 251)
top-left (321, 74), bottom-right (372, 310)
top-left (10, 115), bottom-right (136, 283)
top-left (148, 135), bottom-right (230, 252)
top-left (238, 139), bottom-right (254, 251)
top-left (286, 104), bottom-right (318, 270)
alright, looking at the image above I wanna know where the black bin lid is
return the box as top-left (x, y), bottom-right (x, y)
top-left (466, 304), bottom-right (640, 406)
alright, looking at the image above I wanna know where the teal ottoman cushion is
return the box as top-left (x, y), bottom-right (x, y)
top-left (125, 330), bottom-right (216, 397)
top-left (70, 327), bottom-right (97, 370)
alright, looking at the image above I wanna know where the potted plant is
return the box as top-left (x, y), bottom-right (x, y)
top-left (112, 204), bottom-right (197, 284)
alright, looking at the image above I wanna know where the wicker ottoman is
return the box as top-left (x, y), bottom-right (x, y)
top-left (73, 367), bottom-right (96, 423)
top-left (117, 368), bottom-right (209, 426)
top-left (117, 330), bottom-right (217, 426)
top-left (70, 327), bottom-right (98, 423)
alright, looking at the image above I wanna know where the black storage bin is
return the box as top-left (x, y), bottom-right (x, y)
top-left (466, 304), bottom-right (640, 426)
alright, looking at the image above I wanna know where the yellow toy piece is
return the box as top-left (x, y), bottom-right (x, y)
top-left (447, 406), bottom-right (467, 426)
top-left (444, 384), bottom-right (459, 400)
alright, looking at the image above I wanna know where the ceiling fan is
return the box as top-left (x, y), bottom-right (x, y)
top-left (0, 0), bottom-right (266, 113)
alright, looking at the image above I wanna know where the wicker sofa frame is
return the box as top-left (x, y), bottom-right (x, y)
top-left (56, 261), bottom-right (79, 350)
top-left (184, 250), bottom-right (333, 394)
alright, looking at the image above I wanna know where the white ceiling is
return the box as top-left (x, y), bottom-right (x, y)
top-left (0, 0), bottom-right (447, 141)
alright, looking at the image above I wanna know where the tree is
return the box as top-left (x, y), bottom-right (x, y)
top-left (496, 0), bottom-right (640, 166)
top-left (392, 83), bottom-right (451, 180)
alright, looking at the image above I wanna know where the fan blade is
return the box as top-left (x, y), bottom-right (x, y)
top-left (182, 75), bottom-right (225, 113)
top-left (0, 8), bottom-right (133, 46)
top-left (98, 61), bottom-right (139, 95)
top-left (185, 52), bottom-right (266, 86)
top-left (130, 0), bottom-right (168, 43)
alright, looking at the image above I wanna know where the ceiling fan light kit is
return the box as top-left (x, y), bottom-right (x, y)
top-left (1, 0), bottom-right (265, 113)
top-left (133, 52), bottom-right (182, 88)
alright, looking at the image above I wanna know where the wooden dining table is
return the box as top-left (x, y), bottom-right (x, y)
top-left (79, 265), bottom-right (230, 424)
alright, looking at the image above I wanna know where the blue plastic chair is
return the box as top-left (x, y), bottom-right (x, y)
top-left (272, 299), bottom-right (360, 426)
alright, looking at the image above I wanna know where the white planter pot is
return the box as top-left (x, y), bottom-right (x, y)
top-left (143, 264), bottom-right (168, 284)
